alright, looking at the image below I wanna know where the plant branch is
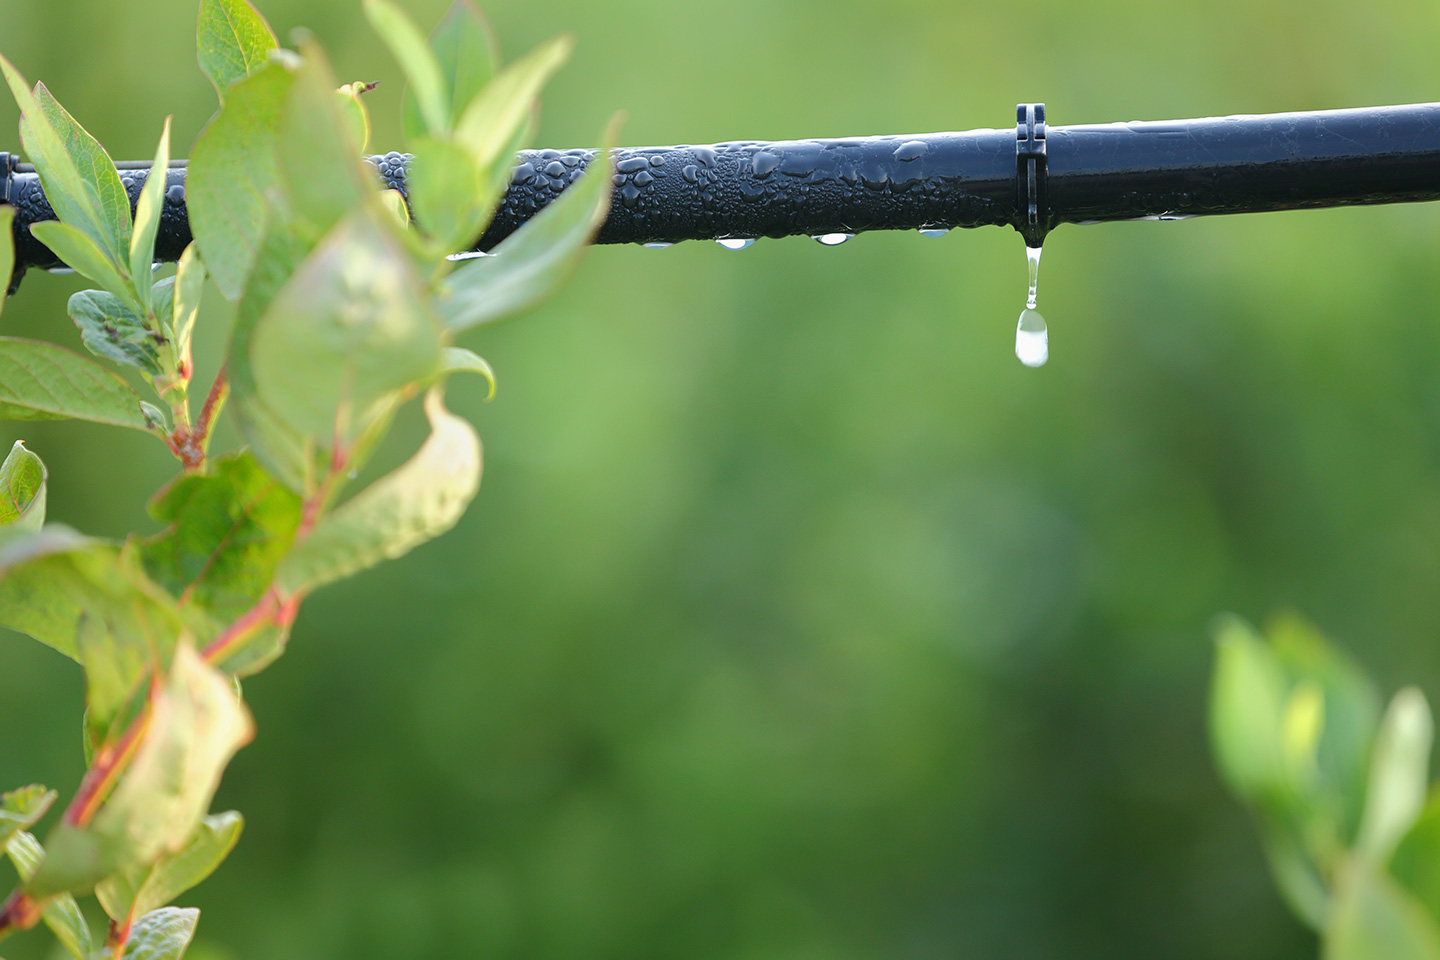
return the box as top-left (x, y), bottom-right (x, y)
top-left (65, 685), bottom-right (156, 828)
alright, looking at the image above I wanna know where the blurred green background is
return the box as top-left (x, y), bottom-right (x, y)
top-left (2, 0), bottom-right (1439, 956)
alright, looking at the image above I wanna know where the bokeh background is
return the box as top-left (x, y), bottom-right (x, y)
top-left (2, 0), bottom-right (1439, 957)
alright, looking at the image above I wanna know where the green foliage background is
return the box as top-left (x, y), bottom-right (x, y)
top-left (1, 0), bottom-right (1438, 957)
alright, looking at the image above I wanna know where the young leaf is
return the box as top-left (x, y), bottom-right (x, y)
top-left (438, 116), bottom-right (618, 331)
top-left (197, 0), bottom-right (278, 101)
top-left (0, 204), bottom-right (15, 317)
top-left (1325, 859), bottom-right (1440, 960)
top-left (277, 387), bottom-right (480, 596)
top-left (364, 0), bottom-right (449, 136)
top-left (0, 57), bottom-right (114, 263)
top-left (454, 34), bottom-right (573, 168)
top-left (188, 61), bottom-right (296, 300)
top-left (130, 119), bottom-right (172, 310)
top-left (406, 136), bottom-right (492, 255)
top-left (140, 452), bottom-right (302, 625)
top-left (1209, 615), bottom-right (1288, 802)
top-left (403, 0), bottom-right (498, 140)
top-left (246, 211), bottom-right (442, 455)
top-left (29, 221), bottom-right (139, 314)
top-left (335, 81), bottom-right (374, 154)
top-left (32, 83), bottom-right (132, 265)
top-left (0, 441), bottom-right (46, 532)
top-left (68, 290), bottom-right (164, 376)
top-left (120, 907), bottom-right (199, 960)
top-left (0, 785), bottom-right (56, 848)
top-left (171, 245), bottom-right (206, 376)
top-left (97, 812), bottom-right (243, 922)
top-left (1357, 688), bottom-right (1434, 863)
top-left (29, 646), bottom-right (253, 898)
top-left (1393, 793), bottom-right (1440, 927)
top-left (439, 346), bottom-right (496, 399)
top-left (0, 337), bottom-right (151, 428)
top-left (5, 831), bottom-right (95, 960)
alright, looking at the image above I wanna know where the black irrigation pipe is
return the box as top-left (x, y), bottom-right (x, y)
top-left (4, 101), bottom-right (1440, 294)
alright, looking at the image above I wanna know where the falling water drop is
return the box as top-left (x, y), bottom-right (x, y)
top-left (716, 238), bottom-right (755, 251)
top-left (643, 241), bottom-right (674, 250)
top-left (813, 233), bottom-right (853, 246)
top-left (1015, 244), bottom-right (1048, 367)
top-left (1015, 309), bottom-right (1049, 367)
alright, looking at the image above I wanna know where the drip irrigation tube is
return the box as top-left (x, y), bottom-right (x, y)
top-left (4, 101), bottom-right (1439, 292)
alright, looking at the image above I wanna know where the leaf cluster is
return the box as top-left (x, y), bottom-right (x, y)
top-left (0, 0), bottom-right (615, 956)
top-left (1210, 615), bottom-right (1440, 958)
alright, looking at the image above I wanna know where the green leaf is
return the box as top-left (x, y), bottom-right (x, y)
top-left (197, 0), bottom-right (278, 101)
top-left (407, 137), bottom-right (492, 255)
top-left (188, 61), bottom-right (295, 300)
top-left (1393, 792), bottom-right (1440, 926)
top-left (97, 812), bottom-right (243, 922)
top-left (454, 34), bottom-right (573, 168)
top-left (171, 245), bottom-right (206, 377)
top-left (1268, 613), bottom-right (1382, 838)
top-left (1258, 821), bottom-right (1329, 930)
top-left (121, 907), bottom-right (199, 960)
top-left (1357, 688), bottom-right (1433, 863)
top-left (67, 290), bottom-right (164, 376)
top-left (246, 211), bottom-right (442, 458)
top-left (439, 346), bottom-right (496, 399)
top-left (0, 337), bottom-right (151, 428)
top-left (5, 831), bottom-right (94, 959)
top-left (403, 0), bottom-right (498, 140)
top-left (130, 119), bottom-right (172, 311)
top-left (28, 646), bottom-right (253, 898)
top-left (0, 441), bottom-right (46, 531)
top-left (140, 452), bottom-right (302, 626)
top-left (32, 83), bottom-right (131, 266)
top-left (1325, 859), bottom-right (1440, 960)
top-left (0, 58), bottom-right (118, 264)
top-left (0, 785), bottom-right (55, 848)
top-left (1209, 615), bottom-right (1288, 802)
top-left (278, 387), bottom-right (480, 596)
top-left (0, 205), bottom-right (15, 318)
top-left (335, 81), bottom-right (374, 155)
top-left (273, 41), bottom-right (371, 245)
top-left (364, 0), bottom-right (449, 136)
top-left (438, 115), bottom-right (617, 331)
top-left (29, 221), bottom-right (139, 314)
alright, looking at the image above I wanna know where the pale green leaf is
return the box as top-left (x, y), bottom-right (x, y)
top-left (454, 34), bottom-right (572, 167)
top-left (197, 0), bottom-right (278, 101)
top-left (1209, 615), bottom-right (1288, 802)
top-left (130, 120), bottom-right (172, 310)
top-left (407, 136), bottom-right (492, 255)
top-left (188, 61), bottom-right (295, 300)
top-left (247, 211), bottom-right (442, 454)
top-left (171, 245), bottom-right (206, 375)
top-left (0, 205), bottom-right (14, 317)
top-left (32, 83), bottom-right (132, 266)
top-left (5, 831), bottom-right (94, 959)
top-left (1393, 792), bottom-right (1440, 926)
top-left (0, 785), bottom-right (55, 848)
top-left (29, 221), bottom-right (138, 314)
top-left (335, 81), bottom-right (374, 155)
top-left (121, 907), bottom-right (199, 960)
top-left (403, 0), bottom-right (498, 139)
top-left (1357, 688), bottom-right (1433, 863)
top-left (438, 116), bottom-right (617, 330)
top-left (0, 337), bottom-right (150, 428)
top-left (365, 0), bottom-right (449, 136)
top-left (278, 388), bottom-right (479, 596)
top-left (0, 57), bottom-right (111, 261)
top-left (67, 290), bottom-right (164, 376)
top-left (0, 441), bottom-right (46, 531)
top-left (97, 812), bottom-right (243, 922)
top-left (1325, 859), bottom-right (1440, 960)
top-left (29, 646), bottom-right (253, 898)
top-left (439, 346), bottom-right (495, 400)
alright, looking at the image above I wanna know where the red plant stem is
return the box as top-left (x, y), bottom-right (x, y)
top-left (65, 689), bottom-right (154, 828)
top-left (194, 365), bottom-right (229, 453)
top-left (0, 889), bottom-right (43, 936)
